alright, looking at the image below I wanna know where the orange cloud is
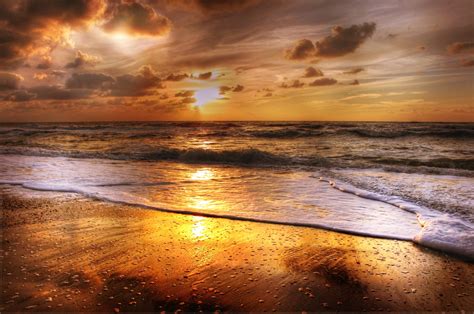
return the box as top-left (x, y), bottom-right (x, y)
top-left (0, 72), bottom-right (24, 90)
top-left (0, 0), bottom-right (106, 69)
top-left (303, 67), bottom-right (324, 78)
top-left (309, 77), bottom-right (337, 86)
top-left (102, 1), bottom-right (171, 37)
top-left (285, 23), bottom-right (376, 60)
top-left (65, 50), bottom-right (101, 68)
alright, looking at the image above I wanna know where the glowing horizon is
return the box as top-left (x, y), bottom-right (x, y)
top-left (0, 0), bottom-right (472, 122)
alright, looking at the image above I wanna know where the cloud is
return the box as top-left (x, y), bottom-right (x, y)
top-left (102, 1), bottom-right (171, 37)
top-left (233, 84), bottom-right (244, 92)
top-left (349, 79), bottom-right (359, 85)
top-left (51, 70), bottom-right (67, 77)
top-left (175, 90), bottom-right (195, 97)
top-left (219, 86), bottom-right (231, 94)
top-left (315, 22), bottom-right (376, 57)
top-left (65, 72), bottom-right (115, 89)
top-left (33, 73), bottom-right (48, 81)
top-left (340, 93), bottom-right (381, 101)
top-left (36, 56), bottom-right (52, 69)
top-left (4, 90), bottom-right (36, 102)
top-left (220, 85), bottom-right (245, 94)
top-left (27, 85), bottom-right (93, 100)
top-left (196, 72), bottom-right (212, 80)
top-left (0, 0), bottom-right (106, 69)
top-left (165, 73), bottom-right (189, 81)
top-left (281, 80), bottom-right (304, 88)
top-left (303, 66), bottom-right (323, 78)
top-left (169, 0), bottom-right (261, 15)
top-left (65, 50), bottom-right (101, 68)
top-left (461, 59), bottom-right (474, 67)
top-left (0, 72), bottom-right (23, 90)
top-left (343, 67), bottom-right (364, 74)
top-left (285, 23), bottom-right (376, 60)
top-left (285, 39), bottom-right (316, 60)
top-left (447, 42), bottom-right (474, 54)
top-left (309, 77), bottom-right (337, 86)
top-left (107, 65), bottom-right (165, 97)
top-left (179, 97), bottom-right (196, 104)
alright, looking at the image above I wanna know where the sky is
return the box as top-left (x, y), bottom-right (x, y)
top-left (0, 0), bottom-right (473, 122)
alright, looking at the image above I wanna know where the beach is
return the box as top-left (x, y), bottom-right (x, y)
top-left (1, 187), bottom-right (473, 312)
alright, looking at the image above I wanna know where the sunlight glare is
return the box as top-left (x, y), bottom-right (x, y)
top-left (195, 87), bottom-right (220, 107)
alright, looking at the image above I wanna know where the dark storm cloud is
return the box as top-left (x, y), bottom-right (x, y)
top-left (103, 0), bottom-right (171, 36)
top-left (281, 80), bottom-right (304, 88)
top-left (286, 23), bottom-right (376, 60)
top-left (447, 42), bottom-right (474, 54)
top-left (343, 67), bottom-right (364, 74)
top-left (0, 72), bottom-right (23, 90)
top-left (0, 0), bottom-right (106, 69)
top-left (309, 77), bottom-right (337, 86)
top-left (65, 73), bottom-right (115, 89)
top-left (285, 39), bottom-right (316, 60)
top-left (65, 51), bottom-right (101, 68)
top-left (303, 66), bottom-right (323, 78)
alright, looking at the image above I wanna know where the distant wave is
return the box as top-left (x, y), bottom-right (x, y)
top-left (345, 128), bottom-right (474, 139)
top-left (364, 157), bottom-right (474, 171)
top-left (242, 126), bottom-right (474, 139)
top-left (247, 129), bottom-right (322, 138)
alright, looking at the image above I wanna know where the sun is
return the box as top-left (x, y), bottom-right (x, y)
top-left (194, 87), bottom-right (220, 107)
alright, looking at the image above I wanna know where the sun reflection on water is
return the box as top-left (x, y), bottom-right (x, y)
top-left (190, 168), bottom-right (214, 181)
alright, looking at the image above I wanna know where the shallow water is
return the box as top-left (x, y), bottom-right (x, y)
top-left (0, 122), bottom-right (473, 259)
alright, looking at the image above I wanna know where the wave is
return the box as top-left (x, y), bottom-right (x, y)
top-left (2, 177), bottom-right (472, 260)
top-left (370, 157), bottom-right (474, 171)
top-left (344, 128), bottom-right (474, 139)
top-left (0, 147), bottom-right (285, 165)
top-left (316, 177), bottom-right (474, 260)
top-left (247, 129), bottom-right (321, 138)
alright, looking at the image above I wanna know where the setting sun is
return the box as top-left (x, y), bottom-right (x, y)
top-left (194, 87), bottom-right (221, 107)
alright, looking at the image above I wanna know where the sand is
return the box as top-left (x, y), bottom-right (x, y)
top-left (1, 187), bottom-right (473, 312)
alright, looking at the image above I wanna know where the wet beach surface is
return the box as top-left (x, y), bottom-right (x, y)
top-left (1, 188), bottom-right (473, 312)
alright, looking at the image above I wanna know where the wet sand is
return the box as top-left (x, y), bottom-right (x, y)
top-left (1, 187), bottom-right (473, 312)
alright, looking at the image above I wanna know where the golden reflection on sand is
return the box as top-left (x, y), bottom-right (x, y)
top-left (2, 194), bottom-right (474, 312)
top-left (191, 216), bottom-right (208, 239)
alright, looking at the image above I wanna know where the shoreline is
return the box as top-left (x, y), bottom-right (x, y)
top-left (1, 188), bottom-right (473, 312)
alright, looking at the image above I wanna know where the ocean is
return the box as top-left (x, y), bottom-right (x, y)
top-left (0, 121), bottom-right (473, 259)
